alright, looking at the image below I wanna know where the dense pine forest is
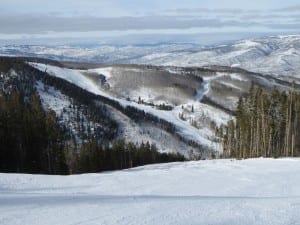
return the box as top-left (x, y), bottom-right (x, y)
top-left (0, 91), bottom-right (68, 173)
top-left (218, 83), bottom-right (300, 158)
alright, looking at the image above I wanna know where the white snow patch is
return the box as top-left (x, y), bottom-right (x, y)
top-left (31, 63), bottom-right (111, 98)
top-left (231, 63), bottom-right (241, 67)
top-left (220, 81), bottom-right (242, 90)
top-left (228, 73), bottom-right (249, 82)
top-left (36, 81), bottom-right (70, 115)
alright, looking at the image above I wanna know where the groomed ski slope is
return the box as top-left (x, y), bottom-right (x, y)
top-left (1, 158), bottom-right (300, 225)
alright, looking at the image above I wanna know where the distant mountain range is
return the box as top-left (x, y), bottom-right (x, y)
top-left (1, 35), bottom-right (300, 82)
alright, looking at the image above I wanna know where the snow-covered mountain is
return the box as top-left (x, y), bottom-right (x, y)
top-left (1, 38), bottom-right (300, 224)
top-left (27, 59), bottom-right (296, 156)
top-left (0, 44), bottom-right (199, 65)
top-left (30, 62), bottom-right (230, 156)
top-left (1, 35), bottom-right (299, 158)
top-left (1, 53), bottom-right (296, 158)
top-left (1, 158), bottom-right (300, 225)
top-left (1, 35), bottom-right (300, 80)
top-left (1, 57), bottom-right (231, 158)
top-left (1, 35), bottom-right (300, 225)
top-left (134, 35), bottom-right (300, 80)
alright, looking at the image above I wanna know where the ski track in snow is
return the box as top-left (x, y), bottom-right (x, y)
top-left (195, 72), bottom-right (225, 102)
top-left (0, 158), bottom-right (300, 225)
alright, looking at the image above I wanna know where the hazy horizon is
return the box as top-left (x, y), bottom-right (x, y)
top-left (1, 0), bottom-right (300, 45)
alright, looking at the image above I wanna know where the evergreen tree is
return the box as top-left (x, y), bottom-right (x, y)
top-left (220, 85), bottom-right (300, 158)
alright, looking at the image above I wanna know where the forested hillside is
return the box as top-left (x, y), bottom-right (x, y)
top-left (0, 57), bottom-right (185, 174)
top-left (0, 89), bottom-right (184, 175)
top-left (2, 55), bottom-right (298, 175)
top-left (219, 83), bottom-right (300, 158)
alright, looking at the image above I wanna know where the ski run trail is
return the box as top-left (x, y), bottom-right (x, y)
top-left (1, 158), bottom-right (300, 225)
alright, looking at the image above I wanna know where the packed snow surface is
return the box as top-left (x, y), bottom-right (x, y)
top-left (1, 158), bottom-right (300, 225)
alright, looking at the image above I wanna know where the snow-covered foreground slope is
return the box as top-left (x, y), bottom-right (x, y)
top-left (1, 158), bottom-right (300, 225)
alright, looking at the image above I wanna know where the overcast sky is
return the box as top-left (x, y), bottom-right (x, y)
top-left (1, 0), bottom-right (300, 45)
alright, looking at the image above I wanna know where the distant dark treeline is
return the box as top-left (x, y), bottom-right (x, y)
top-left (74, 140), bottom-right (185, 174)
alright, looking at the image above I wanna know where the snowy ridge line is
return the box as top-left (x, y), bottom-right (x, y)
top-left (29, 63), bottom-right (214, 151)
top-left (193, 65), bottom-right (297, 89)
top-left (117, 63), bottom-right (297, 91)
top-left (3, 35), bottom-right (300, 77)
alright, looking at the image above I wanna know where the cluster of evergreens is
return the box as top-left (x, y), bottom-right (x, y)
top-left (218, 83), bottom-right (300, 158)
top-left (0, 91), bottom-right (68, 173)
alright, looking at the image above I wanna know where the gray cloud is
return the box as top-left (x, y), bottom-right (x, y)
top-left (1, 2), bottom-right (300, 45)
top-left (240, 13), bottom-right (300, 21)
top-left (164, 8), bottom-right (249, 14)
top-left (274, 5), bottom-right (300, 12)
top-left (0, 31), bottom-right (289, 46)
top-left (0, 15), bottom-right (261, 34)
top-left (161, 6), bottom-right (300, 30)
top-left (268, 23), bottom-right (300, 29)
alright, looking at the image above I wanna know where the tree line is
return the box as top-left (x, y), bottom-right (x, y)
top-left (218, 83), bottom-right (300, 158)
top-left (72, 140), bottom-right (184, 174)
